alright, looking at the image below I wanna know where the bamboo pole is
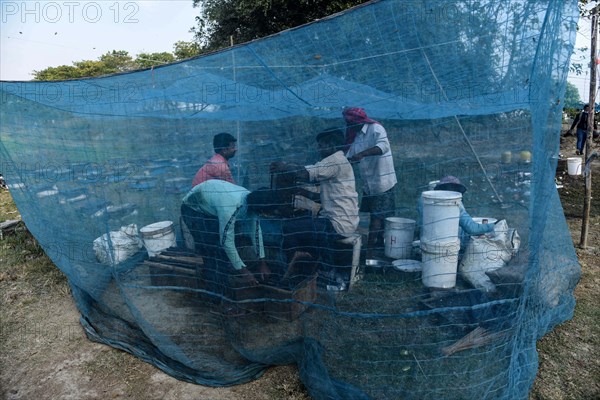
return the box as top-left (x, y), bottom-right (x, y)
top-left (579, 8), bottom-right (598, 248)
top-left (230, 35), bottom-right (242, 184)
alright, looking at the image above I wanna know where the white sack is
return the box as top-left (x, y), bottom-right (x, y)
top-left (93, 224), bottom-right (142, 265)
top-left (459, 220), bottom-right (521, 292)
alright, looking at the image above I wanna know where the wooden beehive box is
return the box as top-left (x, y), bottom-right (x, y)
top-left (233, 274), bottom-right (317, 321)
top-left (146, 248), bottom-right (203, 289)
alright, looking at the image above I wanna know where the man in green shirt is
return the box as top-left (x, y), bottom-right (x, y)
top-left (182, 180), bottom-right (273, 287)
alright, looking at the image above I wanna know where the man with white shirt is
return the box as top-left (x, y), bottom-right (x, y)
top-left (270, 128), bottom-right (359, 269)
top-left (343, 107), bottom-right (398, 257)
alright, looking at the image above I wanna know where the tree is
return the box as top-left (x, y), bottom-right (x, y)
top-left (33, 50), bottom-right (180, 80)
top-left (173, 41), bottom-right (201, 60)
top-left (135, 52), bottom-right (176, 69)
top-left (33, 64), bottom-right (84, 81)
top-left (99, 50), bottom-right (135, 72)
top-left (33, 50), bottom-right (136, 80)
top-left (33, 60), bottom-right (117, 80)
top-left (191, 0), bottom-right (369, 51)
top-left (564, 81), bottom-right (583, 108)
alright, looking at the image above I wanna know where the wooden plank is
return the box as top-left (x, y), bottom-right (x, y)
top-left (143, 260), bottom-right (199, 275)
top-left (152, 253), bottom-right (204, 265)
top-left (144, 260), bottom-right (202, 289)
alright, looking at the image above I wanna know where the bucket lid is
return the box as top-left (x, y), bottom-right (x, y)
top-left (392, 259), bottom-right (422, 272)
top-left (421, 190), bottom-right (462, 202)
top-left (385, 217), bottom-right (416, 227)
top-left (140, 221), bottom-right (173, 237)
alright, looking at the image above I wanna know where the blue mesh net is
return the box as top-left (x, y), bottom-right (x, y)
top-left (0, 1), bottom-right (581, 398)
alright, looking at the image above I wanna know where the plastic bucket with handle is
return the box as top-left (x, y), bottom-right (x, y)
top-left (384, 217), bottom-right (416, 259)
top-left (140, 221), bottom-right (176, 257)
top-left (567, 157), bottom-right (582, 176)
top-left (421, 190), bottom-right (462, 243)
top-left (420, 239), bottom-right (461, 288)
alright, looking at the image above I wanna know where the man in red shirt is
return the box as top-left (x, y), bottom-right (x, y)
top-left (192, 133), bottom-right (237, 187)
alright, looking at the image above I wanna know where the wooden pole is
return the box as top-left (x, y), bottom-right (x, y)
top-left (230, 35), bottom-right (242, 184)
top-left (579, 8), bottom-right (598, 248)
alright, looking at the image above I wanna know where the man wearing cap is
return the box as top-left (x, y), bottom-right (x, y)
top-left (192, 132), bottom-right (237, 187)
top-left (343, 107), bottom-right (397, 257)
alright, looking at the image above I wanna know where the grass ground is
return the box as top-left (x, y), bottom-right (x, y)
top-left (529, 134), bottom-right (600, 399)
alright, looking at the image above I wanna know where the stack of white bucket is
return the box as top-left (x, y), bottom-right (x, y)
top-left (420, 190), bottom-right (462, 288)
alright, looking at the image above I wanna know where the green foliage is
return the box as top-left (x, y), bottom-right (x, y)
top-left (33, 49), bottom-right (180, 80)
top-left (564, 81), bottom-right (582, 108)
top-left (191, 0), bottom-right (368, 50)
top-left (135, 52), bottom-right (176, 69)
top-left (99, 50), bottom-right (135, 72)
top-left (173, 40), bottom-right (201, 60)
top-left (33, 64), bottom-right (88, 81)
top-left (33, 50), bottom-right (135, 81)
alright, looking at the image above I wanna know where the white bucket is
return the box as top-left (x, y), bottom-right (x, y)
top-left (567, 157), bottom-right (582, 176)
top-left (420, 239), bottom-right (461, 288)
top-left (384, 217), bottom-right (416, 259)
top-left (421, 190), bottom-right (462, 243)
top-left (140, 221), bottom-right (176, 257)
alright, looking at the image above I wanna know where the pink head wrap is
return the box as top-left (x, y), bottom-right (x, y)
top-left (342, 107), bottom-right (378, 125)
top-left (342, 107), bottom-right (379, 148)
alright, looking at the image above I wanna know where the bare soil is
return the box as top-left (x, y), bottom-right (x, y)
top-left (1, 134), bottom-right (598, 399)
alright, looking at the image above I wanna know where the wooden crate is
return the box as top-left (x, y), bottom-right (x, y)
top-left (262, 275), bottom-right (317, 321)
top-left (233, 275), bottom-right (317, 321)
top-left (146, 249), bottom-right (203, 289)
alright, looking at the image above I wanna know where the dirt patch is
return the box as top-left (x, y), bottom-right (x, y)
top-left (0, 282), bottom-right (308, 400)
top-left (1, 134), bottom-right (599, 399)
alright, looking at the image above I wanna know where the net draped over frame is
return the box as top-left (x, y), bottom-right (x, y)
top-left (0, 1), bottom-right (581, 399)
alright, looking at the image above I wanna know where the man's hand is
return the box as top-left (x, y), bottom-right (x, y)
top-left (295, 187), bottom-right (320, 202)
top-left (256, 260), bottom-right (271, 282)
top-left (349, 146), bottom-right (382, 163)
top-left (349, 153), bottom-right (364, 163)
top-left (235, 267), bottom-right (258, 286)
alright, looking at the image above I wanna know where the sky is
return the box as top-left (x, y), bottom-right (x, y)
top-left (0, 0), bottom-right (199, 81)
top-left (0, 1), bottom-right (597, 103)
top-left (569, 12), bottom-right (595, 103)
